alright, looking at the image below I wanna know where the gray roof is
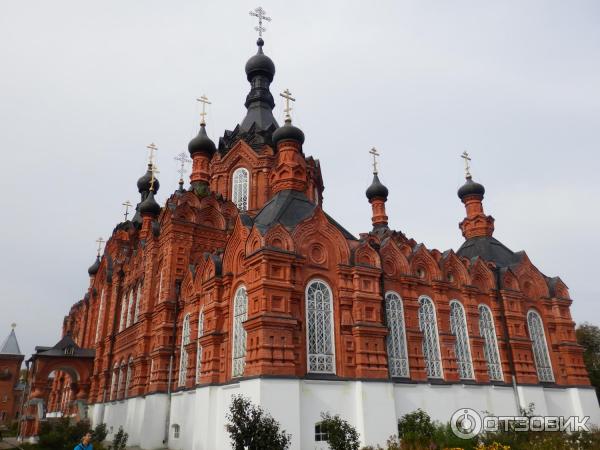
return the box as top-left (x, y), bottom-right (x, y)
top-left (34, 332), bottom-right (95, 359)
top-left (0, 329), bottom-right (22, 355)
top-left (457, 236), bottom-right (522, 268)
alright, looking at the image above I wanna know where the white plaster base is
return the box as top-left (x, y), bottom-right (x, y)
top-left (89, 380), bottom-right (600, 450)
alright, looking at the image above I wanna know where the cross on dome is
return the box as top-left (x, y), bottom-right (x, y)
top-left (461, 151), bottom-right (472, 179)
top-left (196, 95), bottom-right (211, 125)
top-left (249, 7), bottom-right (271, 38)
top-left (369, 147), bottom-right (380, 175)
top-left (122, 201), bottom-right (133, 221)
top-left (174, 152), bottom-right (192, 181)
top-left (280, 89), bottom-right (296, 121)
top-left (146, 143), bottom-right (158, 166)
top-left (95, 237), bottom-right (105, 257)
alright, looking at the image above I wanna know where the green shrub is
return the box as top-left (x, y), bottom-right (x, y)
top-left (319, 412), bottom-right (361, 450)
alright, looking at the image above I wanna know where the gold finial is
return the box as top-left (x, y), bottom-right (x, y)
top-left (174, 152), bottom-right (192, 182)
top-left (95, 237), bottom-right (105, 257)
top-left (249, 7), bottom-right (271, 38)
top-left (11, 323), bottom-right (16, 329)
top-left (122, 201), bottom-right (133, 221)
top-left (150, 165), bottom-right (160, 192)
top-left (196, 95), bottom-right (211, 126)
top-left (461, 151), bottom-right (472, 179)
top-left (369, 147), bottom-right (380, 175)
top-left (146, 143), bottom-right (158, 166)
top-left (280, 89), bottom-right (296, 121)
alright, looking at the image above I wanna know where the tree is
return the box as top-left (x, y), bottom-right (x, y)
top-left (396, 409), bottom-right (435, 449)
top-left (319, 412), bottom-right (360, 450)
top-left (109, 426), bottom-right (128, 450)
top-left (225, 395), bottom-right (291, 450)
top-left (576, 322), bottom-right (600, 400)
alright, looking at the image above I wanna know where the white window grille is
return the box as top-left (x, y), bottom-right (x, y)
top-left (314, 422), bottom-right (329, 442)
top-left (449, 301), bottom-right (474, 379)
top-left (232, 168), bottom-right (249, 211)
top-left (306, 280), bottom-right (335, 374)
top-left (418, 296), bottom-right (443, 378)
top-left (119, 294), bottom-right (127, 332)
top-left (478, 305), bottom-right (503, 381)
top-left (95, 289), bottom-right (105, 342)
top-left (232, 287), bottom-right (248, 377)
top-left (124, 358), bottom-right (133, 397)
top-left (385, 291), bottom-right (409, 378)
top-left (126, 289), bottom-right (134, 327)
top-left (178, 314), bottom-right (191, 386)
top-left (527, 310), bottom-right (554, 382)
top-left (134, 283), bottom-right (142, 323)
top-left (196, 309), bottom-right (204, 383)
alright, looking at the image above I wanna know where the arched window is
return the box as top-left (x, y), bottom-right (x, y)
top-left (449, 301), bottom-right (474, 379)
top-left (117, 362), bottom-right (125, 399)
top-left (306, 280), bottom-right (335, 374)
top-left (232, 168), bottom-right (249, 211)
top-left (527, 310), bottom-right (554, 382)
top-left (95, 288), bottom-right (105, 342)
top-left (232, 286), bottom-right (248, 377)
top-left (418, 296), bottom-right (443, 378)
top-left (119, 294), bottom-right (127, 332)
top-left (134, 283), bottom-right (142, 323)
top-left (196, 309), bottom-right (204, 383)
top-left (126, 289), bottom-right (134, 327)
top-left (478, 305), bottom-right (503, 381)
top-left (178, 314), bottom-right (191, 386)
top-left (385, 291), bottom-right (409, 378)
top-left (124, 357), bottom-right (133, 397)
top-left (110, 364), bottom-right (118, 401)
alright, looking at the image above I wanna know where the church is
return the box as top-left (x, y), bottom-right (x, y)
top-left (20, 9), bottom-right (600, 450)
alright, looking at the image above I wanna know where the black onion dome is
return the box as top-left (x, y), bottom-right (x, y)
top-left (138, 190), bottom-right (161, 217)
top-left (188, 123), bottom-right (216, 157)
top-left (137, 164), bottom-right (160, 194)
top-left (272, 119), bottom-right (305, 146)
top-left (458, 176), bottom-right (485, 200)
top-left (366, 173), bottom-right (389, 201)
top-left (245, 38), bottom-right (275, 82)
top-left (88, 256), bottom-right (100, 276)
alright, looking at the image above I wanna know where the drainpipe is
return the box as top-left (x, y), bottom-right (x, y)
top-left (494, 268), bottom-right (522, 413)
top-left (163, 279), bottom-right (181, 447)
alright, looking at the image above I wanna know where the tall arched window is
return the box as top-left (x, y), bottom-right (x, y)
top-left (110, 364), bottom-right (118, 400)
top-left (126, 289), bottom-right (134, 327)
top-left (124, 357), bottom-right (133, 397)
top-left (196, 309), bottom-right (204, 383)
top-left (232, 168), bottom-right (249, 211)
top-left (449, 301), bottom-right (474, 379)
top-left (306, 280), bottom-right (335, 374)
top-left (133, 283), bottom-right (142, 323)
top-left (178, 314), bottom-right (191, 386)
top-left (478, 305), bottom-right (503, 381)
top-left (527, 310), bottom-right (554, 382)
top-left (95, 288), bottom-right (105, 343)
top-left (418, 296), bottom-right (443, 378)
top-left (385, 291), bottom-right (409, 378)
top-left (232, 286), bottom-right (248, 377)
top-left (117, 362), bottom-right (125, 400)
top-left (119, 294), bottom-right (127, 332)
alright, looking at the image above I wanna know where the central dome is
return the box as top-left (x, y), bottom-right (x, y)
top-left (245, 38), bottom-right (275, 82)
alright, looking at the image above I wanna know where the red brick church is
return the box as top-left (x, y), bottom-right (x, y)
top-left (20, 14), bottom-right (599, 450)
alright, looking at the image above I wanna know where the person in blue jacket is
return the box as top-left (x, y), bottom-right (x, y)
top-left (74, 432), bottom-right (93, 450)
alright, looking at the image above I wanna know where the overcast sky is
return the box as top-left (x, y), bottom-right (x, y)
top-left (1, 1), bottom-right (599, 358)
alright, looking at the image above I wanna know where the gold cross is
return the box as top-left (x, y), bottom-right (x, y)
top-left (150, 165), bottom-right (160, 192)
top-left (280, 89), bottom-right (295, 121)
top-left (95, 237), bottom-right (105, 257)
top-left (461, 151), bottom-right (472, 178)
top-left (174, 152), bottom-right (192, 181)
top-left (196, 95), bottom-right (211, 125)
top-left (122, 201), bottom-right (133, 221)
top-left (146, 142), bottom-right (158, 165)
top-left (369, 147), bottom-right (380, 174)
top-left (249, 6), bottom-right (271, 38)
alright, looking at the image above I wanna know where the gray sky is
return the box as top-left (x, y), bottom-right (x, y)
top-left (1, 1), bottom-right (599, 358)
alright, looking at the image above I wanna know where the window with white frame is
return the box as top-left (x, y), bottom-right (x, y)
top-left (449, 301), bottom-right (474, 379)
top-left (119, 294), bottom-right (127, 332)
top-left (418, 296), bottom-right (443, 378)
top-left (117, 362), bottom-right (125, 399)
top-left (110, 365), bottom-right (118, 400)
top-left (314, 422), bottom-right (329, 442)
top-left (178, 314), bottom-right (191, 386)
top-left (232, 168), bottom-right (249, 211)
top-left (478, 305), bottom-right (503, 381)
top-left (173, 424), bottom-right (180, 439)
top-left (124, 357), bottom-right (133, 397)
top-left (385, 291), bottom-right (409, 378)
top-left (232, 287), bottom-right (248, 377)
top-left (95, 289), bottom-right (105, 342)
top-left (134, 283), bottom-right (142, 323)
top-left (306, 280), bottom-right (335, 374)
top-left (126, 289), bottom-right (134, 327)
top-left (527, 310), bottom-right (554, 382)
top-left (196, 309), bottom-right (204, 383)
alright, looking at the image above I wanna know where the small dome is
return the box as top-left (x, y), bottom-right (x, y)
top-left (245, 38), bottom-right (275, 82)
top-left (88, 256), bottom-right (100, 276)
top-left (188, 124), bottom-right (216, 157)
top-left (458, 176), bottom-right (485, 200)
top-left (139, 190), bottom-right (161, 217)
top-left (272, 119), bottom-right (305, 146)
top-left (137, 164), bottom-right (160, 194)
top-left (366, 173), bottom-right (389, 201)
